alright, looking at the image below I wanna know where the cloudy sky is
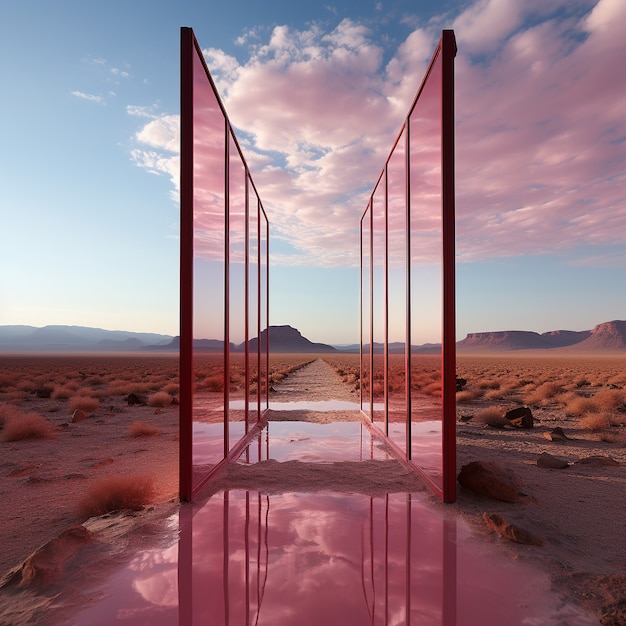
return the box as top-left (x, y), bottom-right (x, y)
top-left (1, 0), bottom-right (624, 344)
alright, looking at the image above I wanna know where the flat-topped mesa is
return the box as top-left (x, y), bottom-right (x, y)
top-left (457, 320), bottom-right (626, 352)
top-left (250, 325), bottom-right (338, 353)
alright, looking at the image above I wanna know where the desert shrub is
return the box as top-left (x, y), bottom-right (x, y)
top-left (0, 373), bottom-right (17, 389)
top-left (129, 421), bottom-right (160, 437)
top-left (161, 383), bottom-right (179, 395)
top-left (473, 407), bottom-right (508, 428)
top-left (422, 381), bottom-right (442, 397)
top-left (51, 385), bottom-right (73, 400)
top-left (609, 411), bottom-right (626, 427)
top-left (524, 382), bottom-right (563, 405)
top-left (579, 412), bottom-right (611, 431)
top-left (108, 381), bottom-right (154, 396)
top-left (3, 390), bottom-right (27, 403)
top-left (0, 404), bottom-right (19, 426)
top-left (69, 396), bottom-right (99, 413)
top-left (2, 411), bottom-right (55, 441)
top-left (147, 391), bottom-right (172, 407)
top-left (78, 474), bottom-right (156, 517)
top-left (564, 396), bottom-right (598, 416)
top-left (372, 381), bottom-right (384, 396)
top-left (203, 375), bottom-right (224, 392)
top-left (593, 389), bottom-right (626, 411)
top-left (456, 390), bottom-right (480, 403)
top-left (478, 379), bottom-right (500, 390)
top-left (16, 380), bottom-right (37, 392)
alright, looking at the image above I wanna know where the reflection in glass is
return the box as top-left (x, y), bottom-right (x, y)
top-left (191, 42), bottom-right (226, 481)
top-left (409, 50), bottom-right (443, 489)
top-left (359, 32), bottom-right (456, 501)
top-left (181, 28), bottom-right (270, 499)
top-left (228, 131), bottom-right (247, 446)
top-left (248, 183), bottom-right (260, 427)
top-left (371, 179), bottom-right (386, 427)
top-left (387, 129), bottom-right (407, 452)
top-left (360, 205), bottom-right (371, 419)
top-left (260, 210), bottom-right (269, 412)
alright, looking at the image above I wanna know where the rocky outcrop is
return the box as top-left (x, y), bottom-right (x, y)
top-left (566, 320), bottom-right (626, 351)
top-left (482, 513), bottom-right (544, 546)
top-left (457, 461), bottom-right (533, 502)
top-left (505, 406), bottom-right (534, 429)
top-left (537, 452), bottom-right (569, 469)
top-left (457, 320), bottom-right (626, 352)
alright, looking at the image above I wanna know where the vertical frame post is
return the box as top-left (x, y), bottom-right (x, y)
top-left (179, 27), bottom-right (194, 502)
top-left (441, 30), bottom-right (457, 502)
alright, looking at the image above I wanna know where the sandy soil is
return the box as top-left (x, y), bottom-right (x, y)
top-left (0, 356), bottom-right (624, 624)
top-left (0, 394), bottom-right (179, 577)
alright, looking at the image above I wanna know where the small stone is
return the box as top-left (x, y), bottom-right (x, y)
top-left (543, 427), bottom-right (570, 441)
top-left (482, 512), bottom-right (544, 546)
top-left (506, 406), bottom-right (534, 429)
top-left (16, 526), bottom-right (95, 587)
top-left (458, 461), bottom-right (533, 503)
top-left (126, 393), bottom-right (148, 406)
top-left (537, 452), bottom-right (569, 469)
top-left (71, 409), bottom-right (87, 423)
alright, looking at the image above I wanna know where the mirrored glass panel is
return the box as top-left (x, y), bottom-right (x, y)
top-left (248, 183), bottom-right (260, 427)
top-left (371, 180), bottom-right (386, 427)
top-left (259, 210), bottom-right (269, 412)
top-left (228, 132), bottom-right (247, 451)
top-left (360, 206), bottom-right (371, 418)
top-left (191, 44), bottom-right (226, 484)
top-left (409, 50), bottom-right (444, 488)
top-left (387, 129), bottom-right (408, 453)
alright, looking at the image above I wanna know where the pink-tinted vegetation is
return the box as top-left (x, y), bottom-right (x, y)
top-left (147, 391), bottom-right (173, 407)
top-left (68, 395), bottom-right (100, 413)
top-left (456, 356), bottom-right (626, 433)
top-left (129, 421), bottom-right (160, 437)
top-left (324, 354), bottom-right (444, 400)
top-left (78, 474), bottom-right (156, 518)
top-left (1, 409), bottom-right (55, 441)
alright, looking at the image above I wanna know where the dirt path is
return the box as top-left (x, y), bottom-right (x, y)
top-left (270, 358), bottom-right (358, 403)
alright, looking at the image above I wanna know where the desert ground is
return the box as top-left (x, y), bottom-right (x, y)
top-left (0, 352), bottom-right (624, 624)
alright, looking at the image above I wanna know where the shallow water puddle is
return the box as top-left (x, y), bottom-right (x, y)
top-left (65, 420), bottom-right (598, 625)
top-left (226, 399), bottom-right (377, 411)
top-left (69, 487), bottom-right (596, 625)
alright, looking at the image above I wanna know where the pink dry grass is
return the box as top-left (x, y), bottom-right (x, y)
top-left (456, 390), bottom-right (480, 403)
top-left (69, 396), bottom-right (99, 413)
top-left (579, 412), bottom-right (611, 431)
top-left (78, 474), bottom-right (156, 518)
top-left (147, 391), bottom-right (172, 407)
top-left (2, 411), bottom-right (55, 441)
top-left (473, 407), bottom-right (508, 428)
top-left (129, 421), bottom-right (160, 437)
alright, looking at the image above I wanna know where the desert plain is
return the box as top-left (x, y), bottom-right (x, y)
top-left (0, 352), bottom-right (624, 624)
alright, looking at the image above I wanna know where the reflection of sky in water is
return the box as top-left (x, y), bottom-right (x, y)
top-left (261, 421), bottom-right (393, 463)
top-left (69, 488), bottom-right (596, 626)
top-left (226, 399), bottom-right (381, 411)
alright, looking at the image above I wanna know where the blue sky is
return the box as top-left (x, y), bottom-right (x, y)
top-left (1, 0), bottom-right (625, 344)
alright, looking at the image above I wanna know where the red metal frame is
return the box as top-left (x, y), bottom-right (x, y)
top-left (179, 27), bottom-right (270, 501)
top-left (179, 27), bottom-right (194, 502)
top-left (359, 30), bottom-right (457, 502)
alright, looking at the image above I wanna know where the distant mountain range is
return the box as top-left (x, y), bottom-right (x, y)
top-left (456, 320), bottom-right (626, 352)
top-left (0, 320), bottom-right (624, 353)
top-left (0, 325), bottom-right (173, 353)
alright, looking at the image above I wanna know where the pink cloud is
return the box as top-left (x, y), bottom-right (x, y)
top-left (129, 1), bottom-right (626, 270)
